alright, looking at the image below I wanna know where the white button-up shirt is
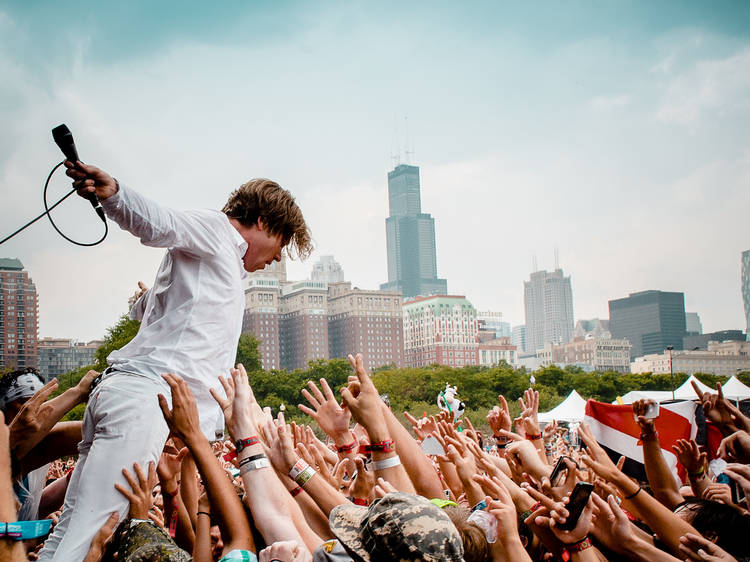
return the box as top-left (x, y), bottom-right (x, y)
top-left (101, 183), bottom-right (247, 439)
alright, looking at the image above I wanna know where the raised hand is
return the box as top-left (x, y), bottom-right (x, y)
top-left (298, 379), bottom-right (351, 442)
top-left (64, 160), bottom-right (118, 201)
top-left (82, 512), bottom-right (120, 562)
top-left (157, 442), bottom-right (188, 491)
top-left (701, 483), bottom-right (733, 505)
top-left (340, 354), bottom-right (384, 429)
top-left (158, 373), bottom-right (203, 446)
top-left (114, 461), bottom-right (158, 519)
top-left (693, 381), bottom-right (737, 432)
top-left (517, 388), bottom-right (540, 436)
top-left (679, 532), bottom-right (738, 562)
top-left (632, 399), bottom-right (658, 434)
top-left (718, 430), bottom-right (750, 463)
top-left (672, 439), bottom-right (706, 475)
top-left (8, 378), bottom-right (58, 455)
top-left (260, 413), bottom-right (297, 473)
top-left (487, 394), bottom-right (513, 435)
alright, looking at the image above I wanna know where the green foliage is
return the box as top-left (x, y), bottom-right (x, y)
top-left (94, 314), bottom-right (141, 370)
top-left (236, 332), bottom-right (263, 374)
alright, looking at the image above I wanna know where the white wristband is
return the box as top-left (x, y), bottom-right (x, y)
top-left (239, 458), bottom-right (271, 474)
top-left (372, 455), bottom-right (401, 471)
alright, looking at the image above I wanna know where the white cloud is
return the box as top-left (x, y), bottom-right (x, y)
top-left (656, 46), bottom-right (750, 125)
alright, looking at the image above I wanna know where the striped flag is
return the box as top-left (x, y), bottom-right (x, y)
top-left (584, 399), bottom-right (697, 483)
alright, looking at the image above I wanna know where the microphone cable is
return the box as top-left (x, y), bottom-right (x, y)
top-left (0, 161), bottom-right (108, 247)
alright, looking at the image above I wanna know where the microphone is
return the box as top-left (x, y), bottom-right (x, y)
top-left (52, 124), bottom-right (105, 222)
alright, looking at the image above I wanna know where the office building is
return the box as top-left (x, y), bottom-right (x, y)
top-left (311, 256), bottom-right (345, 284)
top-left (609, 290), bottom-right (686, 360)
top-left (279, 280), bottom-right (329, 370)
top-left (242, 278), bottom-right (282, 370)
top-left (511, 325), bottom-right (526, 354)
top-left (37, 338), bottom-right (101, 381)
top-left (524, 268), bottom-right (574, 353)
top-left (402, 295), bottom-right (478, 367)
top-left (683, 330), bottom-right (746, 351)
top-left (477, 311), bottom-right (511, 338)
top-left (327, 282), bottom-right (403, 370)
top-left (631, 341), bottom-right (750, 376)
top-left (478, 336), bottom-right (517, 367)
top-left (537, 337), bottom-right (632, 373)
top-left (686, 312), bottom-right (703, 335)
top-left (380, 164), bottom-right (447, 299)
top-left (743, 250), bottom-right (750, 338)
top-left (0, 258), bottom-right (38, 371)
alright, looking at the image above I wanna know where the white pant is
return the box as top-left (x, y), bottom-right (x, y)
top-left (38, 371), bottom-right (171, 561)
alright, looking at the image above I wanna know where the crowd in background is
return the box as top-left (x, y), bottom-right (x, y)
top-left (2, 352), bottom-right (750, 561)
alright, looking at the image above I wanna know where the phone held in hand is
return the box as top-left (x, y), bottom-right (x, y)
top-left (558, 482), bottom-right (594, 531)
top-left (549, 455), bottom-right (572, 487)
top-left (643, 402), bottom-right (659, 419)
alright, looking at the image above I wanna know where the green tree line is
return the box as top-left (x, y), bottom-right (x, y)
top-left (43, 314), bottom-right (750, 432)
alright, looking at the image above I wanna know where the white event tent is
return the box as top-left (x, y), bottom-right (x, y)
top-left (722, 376), bottom-right (750, 401)
top-left (538, 389), bottom-right (587, 423)
top-left (618, 375), bottom-right (717, 404)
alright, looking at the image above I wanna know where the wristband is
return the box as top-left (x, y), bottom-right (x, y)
top-left (235, 436), bottom-right (260, 452)
top-left (624, 487), bottom-right (641, 500)
top-left (223, 451), bottom-right (238, 462)
top-left (688, 466), bottom-right (705, 477)
top-left (350, 497), bottom-right (370, 506)
top-left (525, 433), bottom-right (542, 441)
top-left (566, 536), bottom-right (593, 552)
top-left (289, 485), bottom-right (304, 497)
top-left (639, 431), bottom-right (658, 442)
top-left (197, 511), bottom-right (211, 518)
top-left (289, 459), bottom-right (311, 481)
top-left (0, 520), bottom-right (53, 540)
top-left (337, 440), bottom-right (358, 454)
top-left (361, 439), bottom-right (395, 453)
top-left (239, 457), bottom-right (271, 474)
top-left (471, 499), bottom-right (487, 512)
top-left (295, 466), bottom-right (316, 486)
top-left (239, 453), bottom-right (267, 466)
top-left (496, 442), bottom-right (508, 449)
top-left (372, 455), bottom-right (401, 471)
top-left (520, 501), bottom-right (543, 521)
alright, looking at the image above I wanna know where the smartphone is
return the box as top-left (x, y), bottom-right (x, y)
top-left (549, 455), bottom-right (571, 487)
top-left (716, 473), bottom-right (741, 505)
top-left (558, 482), bottom-right (594, 531)
top-left (643, 402), bottom-right (659, 419)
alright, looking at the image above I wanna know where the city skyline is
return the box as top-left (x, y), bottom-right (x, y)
top-left (0, 2), bottom-right (748, 341)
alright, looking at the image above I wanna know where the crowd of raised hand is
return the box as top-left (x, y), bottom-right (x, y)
top-left (2, 356), bottom-right (750, 561)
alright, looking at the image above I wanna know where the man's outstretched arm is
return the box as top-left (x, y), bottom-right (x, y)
top-left (65, 160), bottom-right (226, 256)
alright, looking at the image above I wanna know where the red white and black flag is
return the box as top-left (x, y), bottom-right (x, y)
top-left (583, 399), bottom-right (697, 483)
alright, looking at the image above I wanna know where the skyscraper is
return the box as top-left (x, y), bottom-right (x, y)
top-left (608, 290), bottom-right (686, 360)
top-left (311, 255), bottom-right (345, 284)
top-left (0, 258), bottom-right (38, 370)
top-left (380, 164), bottom-right (447, 299)
top-left (743, 250), bottom-right (750, 339)
top-left (523, 268), bottom-right (574, 353)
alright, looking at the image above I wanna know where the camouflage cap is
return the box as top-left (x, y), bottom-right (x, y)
top-left (117, 520), bottom-right (192, 562)
top-left (329, 492), bottom-right (464, 562)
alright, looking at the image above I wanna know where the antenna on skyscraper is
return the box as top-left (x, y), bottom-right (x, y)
top-left (554, 248), bottom-right (559, 270)
top-left (404, 116), bottom-right (414, 164)
top-left (532, 253), bottom-right (538, 272)
top-left (390, 115), bottom-right (400, 168)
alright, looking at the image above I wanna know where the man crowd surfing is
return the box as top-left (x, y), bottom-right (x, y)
top-left (1, 158), bottom-right (750, 561)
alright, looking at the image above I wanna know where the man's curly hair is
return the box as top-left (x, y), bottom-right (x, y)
top-left (222, 178), bottom-right (312, 260)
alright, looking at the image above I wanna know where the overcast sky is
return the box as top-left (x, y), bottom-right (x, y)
top-left (1, 1), bottom-right (749, 341)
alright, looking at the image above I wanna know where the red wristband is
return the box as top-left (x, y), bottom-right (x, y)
top-left (337, 440), bottom-right (358, 454)
top-left (566, 536), bottom-right (593, 552)
top-left (351, 497), bottom-right (370, 506)
top-left (360, 439), bottom-right (394, 453)
top-left (526, 433), bottom-right (542, 441)
top-left (289, 485), bottom-right (304, 497)
top-left (235, 436), bottom-right (260, 452)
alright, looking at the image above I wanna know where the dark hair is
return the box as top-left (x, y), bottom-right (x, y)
top-left (677, 498), bottom-right (750, 557)
top-left (222, 178), bottom-right (312, 260)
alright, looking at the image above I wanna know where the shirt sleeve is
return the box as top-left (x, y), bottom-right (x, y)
top-left (129, 291), bottom-right (148, 322)
top-left (100, 182), bottom-right (228, 257)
